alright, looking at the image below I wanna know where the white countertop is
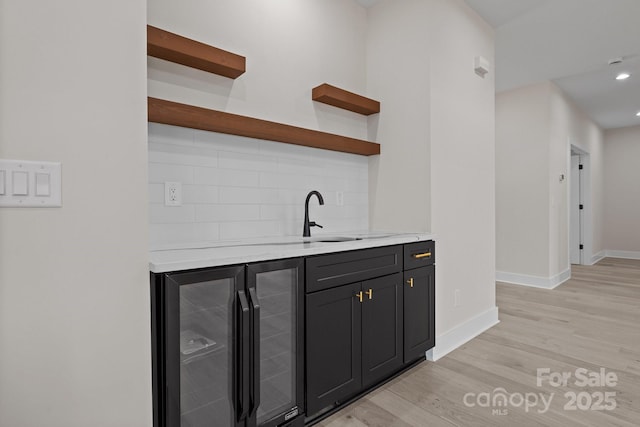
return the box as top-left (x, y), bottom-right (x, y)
top-left (149, 231), bottom-right (435, 273)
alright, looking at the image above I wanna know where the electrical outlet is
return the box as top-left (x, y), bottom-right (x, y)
top-left (454, 289), bottom-right (461, 307)
top-left (336, 191), bottom-right (344, 206)
top-left (165, 182), bottom-right (182, 206)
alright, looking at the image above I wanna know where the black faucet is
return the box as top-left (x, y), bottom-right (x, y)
top-left (303, 190), bottom-right (324, 237)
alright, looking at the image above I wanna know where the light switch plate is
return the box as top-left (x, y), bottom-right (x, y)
top-left (0, 159), bottom-right (62, 207)
top-left (0, 170), bottom-right (6, 195)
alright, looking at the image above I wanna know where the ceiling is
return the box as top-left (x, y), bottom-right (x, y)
top-left (463, 0), bottom-right (640, 129)
top-left (358, 0), bottom-right (640, 129)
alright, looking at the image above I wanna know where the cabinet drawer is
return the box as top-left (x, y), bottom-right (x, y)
top-left (403, 240), bottom-right (435, 270)
top-left (306, 245), bottom-right (402, 293)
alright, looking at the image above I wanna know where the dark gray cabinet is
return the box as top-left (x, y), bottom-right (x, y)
top-left (403, 241), bottom-right (436, 363)
top-left (305, 282), bottom-right (362, 415)
top-left (305, 246), bottom-right (404, 417)
top-left (361, 273), bottom-right (403, 388)
top-left (305, 274), bottom-right (403, 416)
top-left (305, 242), bottom-right (435, 420)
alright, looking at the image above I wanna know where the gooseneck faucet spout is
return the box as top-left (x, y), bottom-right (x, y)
top-left (303, 190), bottom-right (325, 237)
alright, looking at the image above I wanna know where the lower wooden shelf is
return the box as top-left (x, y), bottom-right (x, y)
top-left (148, 97), bottom-right (380, 156)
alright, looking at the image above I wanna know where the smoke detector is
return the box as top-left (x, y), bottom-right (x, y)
top-left (608, 57), bottom-right (624, 65)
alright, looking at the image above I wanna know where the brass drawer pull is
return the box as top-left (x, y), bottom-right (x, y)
top-left (413, 252), bottom-right (432, 259)
top-left (355, 291), bottom-right (363, 303)
top-left (365, 288), bottom-right (373, 300)
top-left (406, 278), bottom-right (414, 288)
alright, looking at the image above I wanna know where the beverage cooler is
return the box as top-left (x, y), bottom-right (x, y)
top-left (151, 258), bottom-right (304, 427)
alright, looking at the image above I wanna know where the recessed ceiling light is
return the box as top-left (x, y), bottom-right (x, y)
top-left (636, 111), bottom-right (640, 117)
top-left (616, 73), bottom-right (631, 80)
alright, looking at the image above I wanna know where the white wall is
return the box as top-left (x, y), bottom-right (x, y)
top-left (0, 1), bottom-right (151, 426)
top-left (428, 0), bottom-right (496, 339)
top-left (366, 0), bottom-right (431, 232)
top-left (496, 81), bottom-right (604, 285)
top-left (149, 124), bottom-right (369, 248)
top-left (604, 125), bottom-right (640, 253)
top-left (496, 82), bottom-right (552, 278)
top-left (368, 0), bottom-right (497, 357)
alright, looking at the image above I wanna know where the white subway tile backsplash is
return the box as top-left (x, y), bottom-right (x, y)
top-left (148, 183), bottom-right (164, 204)
top-left (217, 168), bottom-right (260, 187)
top-left (149, 163), bottom-right (195, 184)
top-left (182, 185), bottom-right (219, 204)
top-left (148, 123), bottom-right (194, 146)
top-left (346, 178), bottom-right (369, 192)
top-left (193, 166), bottom-right (219, 185)
top-left (259, 172), bottom-right (304, 190)
top-left (277, 157), bottom-right (326, 177)
top-left (149, 125), bottom-right (369, 248)
top-left (219, 187), bottom-right (280, 205)
top-left (150, 205), bottom-right (196, 224)
top-left (195, 205), bottom-right (260, 223)
top-left (194, 130), bottom-right (259, 154)
top-left (148, 143), bottom-right (218, 167)
top-left (260, 205), bottom-right (302, 221)
top-left (149, 222), bottom-right (219, 246)
top-left (194, 167), bottom-right (260, 188)
top-left (344, 191), bottom-right (368, 206)
top-left (219, 151), bottom-right (278, 172)
top-left (219, 221), bottom-right (282, 240)
top-left (277, 189), bottom-right (316, 205)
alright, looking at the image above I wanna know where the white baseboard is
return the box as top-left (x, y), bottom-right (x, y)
top-left (426, 306), bottom-right (499, 362)
top-left (605, 250), bottom-right (640, 260)
top-left (589, 251), bottom-right (606, 265)
top-left (495, 268), bottom-right (571, 289)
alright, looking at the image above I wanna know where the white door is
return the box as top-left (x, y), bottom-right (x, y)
top-left (570, 155), bottom-right (582, 264)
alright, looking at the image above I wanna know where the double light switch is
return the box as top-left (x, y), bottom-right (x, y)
top-left (0, 159), bottom-right (62, 207)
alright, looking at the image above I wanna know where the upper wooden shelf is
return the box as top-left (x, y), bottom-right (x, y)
top-left (312, 83), bottom-right (380, 115)
top-left (148, 98), bottom-right (380, 156)
top-left (147, 25), bottom-right (246, 79)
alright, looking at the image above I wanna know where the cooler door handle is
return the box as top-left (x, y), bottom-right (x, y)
top-left (237, 290), bottom-right (251, 421)
top-left (248, 287), bottom-right (261, 416)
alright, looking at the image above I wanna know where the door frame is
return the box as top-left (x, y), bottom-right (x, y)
top-left (568, 144), bottom-right (592, 265)
top-left (570, 153), bottom-right (583, 265)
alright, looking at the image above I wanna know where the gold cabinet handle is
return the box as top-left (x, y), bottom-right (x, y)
top-left (365, 288), bottom-right (373, 300)
top-left (355, 291), bottom-right (363, 303)
top-left (406, 278), bottom-right (414, 288)
top-left (413, 252), bottom-right (432, 259)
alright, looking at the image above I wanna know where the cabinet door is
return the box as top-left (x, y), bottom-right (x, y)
top-left (403, 265), bottom-right (435, 363)
top-left (163, 266), bottom-right (245, 427)
top-left (306, 283), bottom-right (362, 416)
top-left (247, 259), bottom-right (304, 427)
top-left (361, 273), bottom-right (403, 388)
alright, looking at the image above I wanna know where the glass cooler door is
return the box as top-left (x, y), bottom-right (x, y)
top-left (164, 266), bottom-right (245, 427)
top-left (247, 258), bottom-right (304, 427)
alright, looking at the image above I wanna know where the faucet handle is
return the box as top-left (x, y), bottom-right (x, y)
top-left (309, 221), bottom-right (323, 229)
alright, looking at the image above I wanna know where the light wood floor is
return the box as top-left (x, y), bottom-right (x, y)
top-left (316, 258), bottom-right (640, 427)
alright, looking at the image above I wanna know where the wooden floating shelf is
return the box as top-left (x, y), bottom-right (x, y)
top-left (312, 83), bottom-right (380, 115)
top-left (147, 25), bottom-right (245, 79)
top-left (148, 98), bottom-right (380, 156)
